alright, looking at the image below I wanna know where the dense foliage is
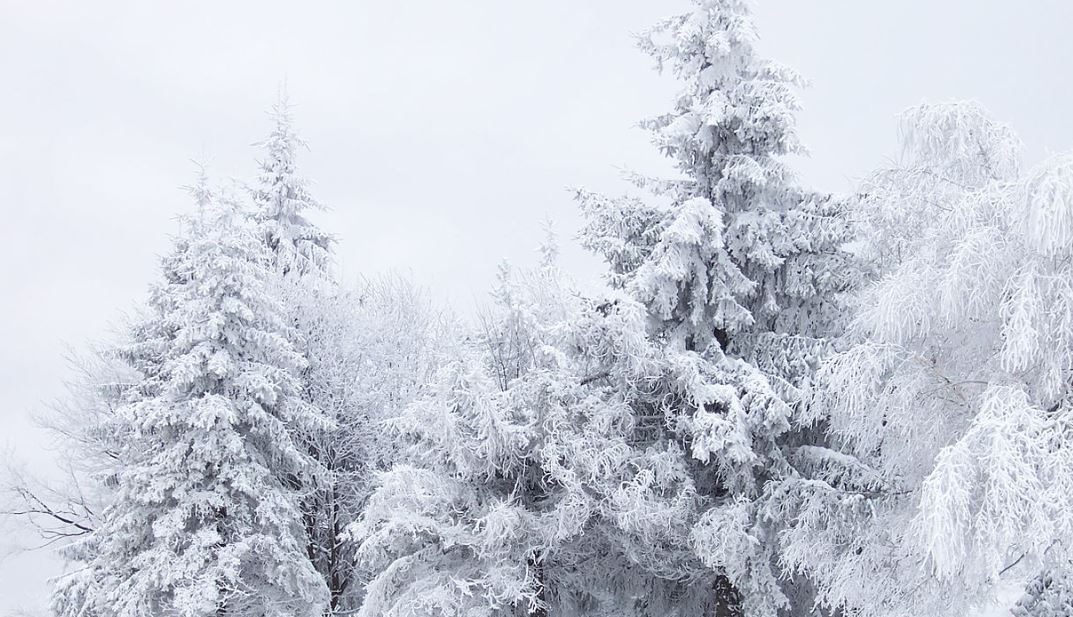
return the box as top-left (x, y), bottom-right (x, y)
top-left (4, 2), bottom-right (1070, 617)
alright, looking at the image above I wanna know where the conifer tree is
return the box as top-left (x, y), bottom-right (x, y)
top-left (52, 173), bottom-right (329, 617)
top-left (575, 1), bottom-right (858, 614)
top-left (252, 91), bottom-right (333, 278)
top-left (248, 93), bottom-right (354, 612)
top-left (581, 0), bottom-right (855, 364)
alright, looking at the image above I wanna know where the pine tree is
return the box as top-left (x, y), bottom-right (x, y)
top-left (575, 1), bottom-right (857, 614)
top-left (52, 173), bottom-right (329, 617)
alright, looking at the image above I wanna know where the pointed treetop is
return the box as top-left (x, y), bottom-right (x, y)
top-left (187, 161), bottom-right (213, 215)
top-left (252, 89), bottom-right (334, 276)
top-left (579, 0), bottom-right (856, 354)
top-left (538, 216), bottom-right (559, 270)
top-left (180, 164), bottom-right (246, 243)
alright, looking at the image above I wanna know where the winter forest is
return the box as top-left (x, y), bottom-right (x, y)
top-left (3, 1), bottom-right (1073, 616)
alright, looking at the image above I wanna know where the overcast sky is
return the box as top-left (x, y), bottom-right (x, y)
top-left (4, 0), bottom-right (1073, 613)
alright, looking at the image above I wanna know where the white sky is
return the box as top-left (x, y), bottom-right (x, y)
top-left (3, 0), bottom-right (1073, 613)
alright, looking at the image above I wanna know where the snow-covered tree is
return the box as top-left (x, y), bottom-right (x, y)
top-left (249, 97), bottom-right (456, 615)
top-left (355, 213), bottom-right (800, 617)
top-left (12, 102), bottom-right (446, 617)
top-left (786, 101), bottom-right (1073, 617)
top-left (354, 241), bottom-right (681, 616)
top-left (477, 235), bottom-right (567, 393)
top-left (249, 94), bottom-right (363, 613)
top-left (580, 0), bottom-right (856, 365)
top-left (574, 1), bottom-right (858, 614)
top-left (352, 353), bottom-right (547, 617)
top-left (1015, 565), bottom-right (1073, 617)
top-left (2, 341), bottom-right (136, 547)
top-left (252, 91), bottom-right (333, 278)
top-left (292, 274), bottom-right (453, 614)
top-left (51, 173), bottom-right (329, 617)
top-left (351, 247), bottom-right (575, 617)
top-left (853, 100), bottom-right (1022, 275)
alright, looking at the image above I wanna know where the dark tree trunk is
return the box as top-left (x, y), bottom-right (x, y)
top-left (713, 574), bottom-right (743, 617)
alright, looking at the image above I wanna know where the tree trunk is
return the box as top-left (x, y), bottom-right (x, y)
top-left (713, 574), bottom-right (743, 617)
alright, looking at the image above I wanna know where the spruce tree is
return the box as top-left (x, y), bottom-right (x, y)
top-left (249, 93), bottom-right (353, 613)
top-left (252, 91), bottom-right (333, 278)
top-left (576, 1), bottom-right (857, 614)
top-left (52, 173), bottom-right (329, 617)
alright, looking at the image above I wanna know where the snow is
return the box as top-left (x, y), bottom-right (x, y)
top-left (4, 2), bottom-right (1070, 617)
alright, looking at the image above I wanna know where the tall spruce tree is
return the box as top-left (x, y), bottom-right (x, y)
top-left (576, 1), bottom-right (856, 615)
top-left (359, 3), bottom-right (858, 615)
top-left (51, 172), bottom-right (329, 617)
top-left (248, 93), bottom-right (350, 612)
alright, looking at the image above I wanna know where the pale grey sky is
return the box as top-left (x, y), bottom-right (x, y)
top-left (3, 0), bottom-right (1073, 613)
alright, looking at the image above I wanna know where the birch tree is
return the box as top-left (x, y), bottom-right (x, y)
top-left (787, 101), bottom-right (1073, 617)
